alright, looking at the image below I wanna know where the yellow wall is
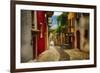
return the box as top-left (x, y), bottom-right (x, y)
top-left (68, 12), bottom-right (75, 20)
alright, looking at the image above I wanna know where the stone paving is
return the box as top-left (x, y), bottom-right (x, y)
top-left (28, 46), bottom-right (89, 62)
top-left (64, 48), bottom-right (89, 60)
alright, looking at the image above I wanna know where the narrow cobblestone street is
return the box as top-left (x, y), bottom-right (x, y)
top-left (33, 45), bottom-right (89, 62)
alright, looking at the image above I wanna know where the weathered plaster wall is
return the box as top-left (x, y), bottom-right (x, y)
top-left (21, 10), bottom-right (33, 62)
top-left (79, 14), bottom-right (89, 52)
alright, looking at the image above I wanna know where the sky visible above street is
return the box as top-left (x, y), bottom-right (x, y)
top-left (50, 12), bottom-right (63, 29)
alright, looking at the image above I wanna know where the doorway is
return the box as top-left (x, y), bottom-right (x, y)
top-left (76, 30), bottom-right (80, 49)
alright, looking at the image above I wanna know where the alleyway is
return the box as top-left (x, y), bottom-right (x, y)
top-left (21, 11), bottom-right (90, 63)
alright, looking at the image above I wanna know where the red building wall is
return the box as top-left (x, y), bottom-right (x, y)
top-left (36, 11), bottom-right (47, 56)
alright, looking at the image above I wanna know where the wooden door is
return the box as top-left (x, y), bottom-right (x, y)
top-left (36, 11), bottom-right (47, 56)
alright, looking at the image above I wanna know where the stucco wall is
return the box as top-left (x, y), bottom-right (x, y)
top-left (79, 14), bottom-right (89, 52)
top-left (21, 10), bottom-right (33, 62)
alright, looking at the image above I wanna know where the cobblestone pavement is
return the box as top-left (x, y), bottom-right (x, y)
top-left (28, 46), bottom-right (89, 62)
top-left (64, 48), bottom-right (89, 60)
